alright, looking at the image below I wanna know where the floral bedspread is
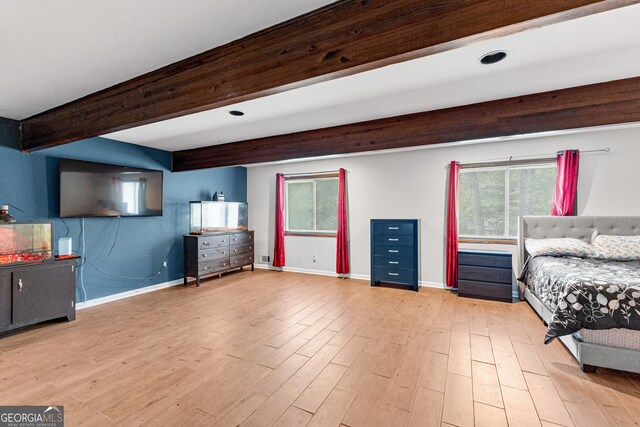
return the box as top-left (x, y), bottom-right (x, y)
top-left (523, 256), bottom-right (640, 343)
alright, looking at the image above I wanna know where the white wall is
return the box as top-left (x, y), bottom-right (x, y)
top-left (247, 126), bottom-right (640, 287)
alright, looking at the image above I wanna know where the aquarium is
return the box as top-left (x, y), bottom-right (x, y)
top-left (189, 201), bottom-right (248, 234)
top-left (0, 222), bottom-right (54, 267)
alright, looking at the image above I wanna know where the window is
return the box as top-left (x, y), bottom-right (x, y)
top-left (286, 176), bottom-right (338, 235)
top-left (459, 163), bottom-right (556, 238)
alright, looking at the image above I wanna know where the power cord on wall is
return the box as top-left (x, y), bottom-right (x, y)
top-left (77, 218), bottom-right (170, 282)
top-left (80, 218), bottom-right (87, 303)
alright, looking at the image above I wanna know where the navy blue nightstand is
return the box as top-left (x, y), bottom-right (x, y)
top-left (370, 219), bottom-right (419, 291)
top-left (458, 250), bottom-right (513, 302)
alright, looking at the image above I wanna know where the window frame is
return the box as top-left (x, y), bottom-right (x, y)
top-left (284, 174), bottom-right (339, 237)
top-left (458, 161), bottom-right (556, 242)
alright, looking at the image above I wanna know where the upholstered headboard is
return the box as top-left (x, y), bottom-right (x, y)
top-left (518, 216), bottom-right (640, 267)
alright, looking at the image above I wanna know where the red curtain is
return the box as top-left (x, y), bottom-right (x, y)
top-left (445, 161), bottom-right (460, 289)
top-left (273, 173), bottom-right (286, 267)
top-left (551, 149), bottom-right (580, 216)
top-left (336, 168), bottom-right (349, 276)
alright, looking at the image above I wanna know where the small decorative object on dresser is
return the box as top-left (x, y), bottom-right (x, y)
top-left (370, 219), bottom-right (419, 292)
top-left (458, 249), bottom-right (513, 302)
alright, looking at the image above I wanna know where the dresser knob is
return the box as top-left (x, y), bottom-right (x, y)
top-left (203, 242), bottom-right (209, 246)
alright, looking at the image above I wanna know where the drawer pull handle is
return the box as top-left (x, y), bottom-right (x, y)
top-left (203, 242), bottom-right (209, 246)
top-left (388, 238), bottom-right (399, 241)
top-left (222, 251), bottom-right (226, 254)
top-left (388, 273), bottom-right (399, 276)
top-left (222, 239), bottom-right (225, 243)
top-left (388, 261), bottom-right (399, 264)
top-left (18, 279), bottom-right (23, 291)
top-left (234, 249), bottom-right (237, 252)
top-left (389, 250), bottom-right (399, 253)
top-left (223, 263), bottom-right (227, 266)
top-left (202, 254), bottom-right (207, 258)
top-left (388, 227), bottom-right (399, 230)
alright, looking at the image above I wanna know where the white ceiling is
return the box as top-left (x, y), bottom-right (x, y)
top-left (105, 4), bottom-right (640, 152)
top-left (0, 0), bottom-right (334, 119)
top-left (3, 2), bottom-right (640, 153)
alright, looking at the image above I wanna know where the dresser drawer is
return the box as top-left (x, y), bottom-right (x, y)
top-left (459, 265), bottom-right (512, 284)
top-left (230, 242), bottom-right (253, 256)
top-left (373, 245), bottom-right (414, 257)
top-left (230, 232), bottom-right (254, 245)
top-left (199, 235), bottom-right (230, 249)
top-left (198, 247), bottom-right (229, 261)
top-left (374, 255), bottom-right (414, 269)
top-left (199, 258), bottom-right (230, 274)
top-left (458, 280), bottom-right (512, 302)
top-left (373, 222), bottom-right (415, 235)
top-left (373, 234), bottom-right (414, 247)
top-left (230, 253), bottom-right (254, 267)
top-left (458, 252), bottom-right (511, 269)
top-left (373, 267), bottom-right (414, 285)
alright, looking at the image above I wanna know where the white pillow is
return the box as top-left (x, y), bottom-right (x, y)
top-left (525, 238), bottom-right (593, 258)
top-left (590, 230), bottom-right (640, 261)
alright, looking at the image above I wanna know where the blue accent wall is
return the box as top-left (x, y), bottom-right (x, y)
top-left (0, 117), bottom-right (247, 301)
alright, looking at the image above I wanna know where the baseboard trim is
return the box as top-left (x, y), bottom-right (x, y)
top-left (76, 278), bottom-right (184, 310)
top-left (253, 263), bottom-right (445, 289)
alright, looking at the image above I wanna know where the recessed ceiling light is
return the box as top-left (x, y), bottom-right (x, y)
top-left (229, 110), bottom-right (245, 116)
top-left (479, 50), bottom-right (508, 65)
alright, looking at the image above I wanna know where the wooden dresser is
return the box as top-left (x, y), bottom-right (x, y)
top-left (184, 230), bottom-right (254, 287)
top-left (371, 219), bottom-right (419, 292)
top-left (458, 249), bottom-right (512, 302)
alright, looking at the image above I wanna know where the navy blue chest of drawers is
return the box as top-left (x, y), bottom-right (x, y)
top-left (371, 219), bottom-right (419, 292)
top-left (458, 250), bottom-right (513, 302)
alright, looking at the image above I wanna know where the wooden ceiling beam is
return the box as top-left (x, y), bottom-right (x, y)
top-left (171, 77), bottom-right (640, 171)
top-left (20, 0), bottom-right (633, 152)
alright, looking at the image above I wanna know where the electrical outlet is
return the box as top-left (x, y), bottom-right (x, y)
top-left (313, 254), bottom-right (317, 263)
top-left (162, 261), bottom-right (167, 268)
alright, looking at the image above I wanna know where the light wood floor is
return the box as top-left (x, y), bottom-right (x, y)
top-left (1, 270), bottom-right (640, 427)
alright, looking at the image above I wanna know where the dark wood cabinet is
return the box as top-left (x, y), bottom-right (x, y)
top-left (184, 230), bottom-right (254, 286)
top-left (371, 219), bottom-right (419, 292)
top-left (458, 250), bottom-right (513, 303)
top-left (1, 259), bottom-right (77, 334)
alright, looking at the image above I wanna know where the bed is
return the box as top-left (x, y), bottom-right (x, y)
top-left (518, 216), bottom-right (640, 373)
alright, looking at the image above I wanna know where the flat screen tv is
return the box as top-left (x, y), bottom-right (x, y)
top-left (60, 158), bottom-right (163, 218)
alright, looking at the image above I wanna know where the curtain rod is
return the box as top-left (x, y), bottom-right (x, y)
top-left (452, 147), bottom-right (610, 168)
top-left (282, 170), bottom-right (344, 177)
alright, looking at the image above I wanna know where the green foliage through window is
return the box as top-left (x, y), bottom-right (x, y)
top-left (286, 178), bottom-right (338, 233)
top-left (459, 164), bottom-right (556, 238)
